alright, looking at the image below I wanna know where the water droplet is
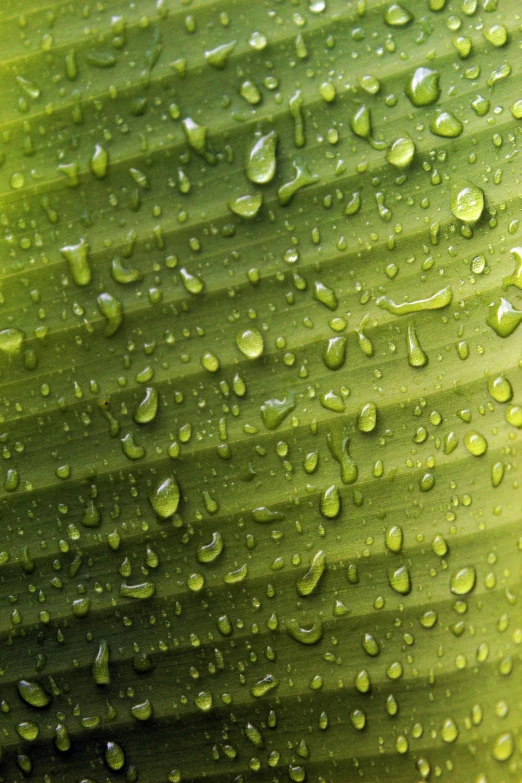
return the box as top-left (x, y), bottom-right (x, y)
top-left (388, 565), bottom-right (411, 595)
top-left (97, 292), bottom-right (123, 336)
top-left (236, 327), bottom-right (264, 358)
top-left (313, 281), bottom-right (338, 310)
top-left (250, 674), bottom-right (279, 698)
top-left (385, 525), bottom-right (403, 553)
top-left (277, 157), bottom-right (317, 205)
top-left (228, 192), bottom-right (262, 219)
top-left (10, 172), bottom-right (25, 189)
top-left (377, 285), bottom-right (452, 315)
top-left (441, 718), bottom-right (459, 743)
top-left (197, 532), bottom-right (224, 563)
top-left (60, 239), bottom-right (91, 287)
top-left (131, 699), bottom-right (153, 721)
top-left (407, 322), bottom-right (428, 367)
top-left (320, 484), bottom-right (341, 519)
top-left (0, 328), bottom-right (24, 354)
top-left (287, 619), bottom-right (323, 645)
top-left (180, 267), bottom-right (204, 295)
top-left (246, 131), bottom-right (278, 184)
top-left (506, 405), bottom-right (522, 428)
top-left (451, 184), bottom-right (484, 223)
top-left (90, 144), bottom-right (109, 179)
top-left (492, 732), bottom-right (514, 761)
top-left (450, 566), bottom-right (476, 595)
top-left (134, 386), bottom-right (158, 424)
top-left (430, 111), bottom-right (463, 137)
top-left (17, 680), bottom-right (51, 708)
top-left (149, 476), bottom-right (180, 518)
top-left (385, 3), bottom-right (413, 26)
top-left (327, 430), bottom-right (358, 484)
top-left (487, 297), bottom-right (522, 338)
top-left (201, 352), bottom-right (220, 372)
top-left (182, 118), bottom-right (212, 161)
top-left (488, 373), bottom-right (512, 402)
top-left (81, 500), bottom-right (101, 528)
top-left (323, 335), bottom-right (347, 370)
top-left (205, 41), bottom-right (236, 68)
top-left (260, 393), bottom-right (295, 430)
top-left (405, 67), bottom-right (441, 106)
top-left (119, 581), bottom-right (156, 599)
top-left (350, 105), bottom-right (372, 139)
top-left (464, 430), bottom-right (488, 456)
top-left (386, 135), bottom-right (415, 167)
top-left (194, 691), bottom-right (213, 711)
top-left (92, 639), bottom-right (110, 685)
top-left (105, 741), bottom-right (125, 771)
top-left (357, 402), bottom-right (377, 433)
top-left (362, 633), bottom-right (380, 656)
top-left (297, 550), bottom-right (326, 596)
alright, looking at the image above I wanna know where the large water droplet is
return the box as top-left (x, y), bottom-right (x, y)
top-left (246, 131), bottom-right (278, 184)
top-left (405, 67), bottom-right (440, 106)
top-left (149, 476), bottom-right (181, 518)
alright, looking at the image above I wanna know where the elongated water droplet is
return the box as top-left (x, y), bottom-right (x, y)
top-left (358, 402), bottom-right (377, 433)
top-left (250, 674), bottom-right (279, 698)
top-left (350, 105), bottom-right (372, 139)
top-left (320, 484), bottom-right (341, 519)
top-left (17, 680), bottom-right (51, 708)
top-left (377, 286), bottom-right (452, 315)
top-left (246, 131), bottom-right (278, 184)
top-left (277, 158), bottom-right (317, 205)
top-left (134, 386), bottom-right (158, 424)
top-left (60, 239), bottom-right (91, 286)
top-left (81, 500), bottom-right (101, 528)
top-left (119, 581), bottom-right (156, 599)
top-left (92, 639), bottom-right (110, 685)
top-left (90, 144), bottom-right (109, 178)
top-left (327, 431), bottom-right (358, 484)
top-left (205, 41), bottom-right (236, 69)
top-left (97, 292), bottom-right (123, 336)
top-left (287, 619), bottom-right (323, 645)
top-left (105, 741), bottom-right (125, 771)
top-left (180, 267), bottom-right (204, 295)
top-left (313, 281), bottom-right (338, 310)
top-left (297, 550), bottom-right (326, 596)
top-left (323, 335), bottom-right (346, 370)
top-left (385, 525), bottom-right (403, 553)
top-left (492, 732), bottom-right (514, 761)
top-left (407, 322), bottom-right (428, 367)
top-left (228, 192), bottom-right (262, 219)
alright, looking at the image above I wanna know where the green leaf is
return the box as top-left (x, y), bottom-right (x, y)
top-left (0, 0), bottom-right (520, 781)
